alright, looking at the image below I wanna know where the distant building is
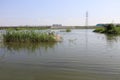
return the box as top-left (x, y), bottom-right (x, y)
top-left (96, 24), bottom-right (105, 27)
top-left (52, 24), bottom-right (62, 27)
top-left (51, 24), bottom-right (62, 28)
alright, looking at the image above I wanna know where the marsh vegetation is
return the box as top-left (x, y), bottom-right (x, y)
top-left (3, 30), bottom-right (57, 43)
top-left (66, 29), bottom-right (71, 32)
top-left (94, 24), bottom-right (120, 34)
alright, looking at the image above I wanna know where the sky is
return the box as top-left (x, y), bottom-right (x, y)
top-left (0, 0), bottom-right (120, 26)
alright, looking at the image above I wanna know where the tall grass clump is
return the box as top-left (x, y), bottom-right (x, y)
top-left (3, 30), bottom-right (56, 43)
top-left (66, 29), bottom-right (71, 32)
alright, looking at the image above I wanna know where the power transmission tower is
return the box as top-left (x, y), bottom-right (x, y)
top-left (85, 11), bottom-right (88, 28)
top-left (85, 11), bottom-right (88, 49)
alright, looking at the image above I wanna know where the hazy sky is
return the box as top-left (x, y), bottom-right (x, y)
top-left (0, 0), bottom-right (120, 26)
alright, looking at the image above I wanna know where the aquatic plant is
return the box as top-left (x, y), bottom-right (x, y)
top-left (3, 30), bottom-right (57, 42)
top-left (66, 29), bottom-right (71, 32)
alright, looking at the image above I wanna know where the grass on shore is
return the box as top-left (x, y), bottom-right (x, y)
top-left (3, 30), bottom-right (56, 42)
top-left (93, 27), bottom-right (105, 33)
top-left (93, 24), bottom-right (120, 34)
top-left (0, 26), bottom-right (50, 30)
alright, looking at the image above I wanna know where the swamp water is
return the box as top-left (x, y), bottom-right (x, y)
top-left (0, 29), bottom-right (120, 80)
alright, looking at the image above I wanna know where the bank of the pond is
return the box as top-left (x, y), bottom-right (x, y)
top-left (93, 24), bottom-right (120, 34)
top-left (3, 30), bottom-right (62, 42)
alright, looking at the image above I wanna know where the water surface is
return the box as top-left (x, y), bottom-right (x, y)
top-left (0, 29), bottom-right (120, 80)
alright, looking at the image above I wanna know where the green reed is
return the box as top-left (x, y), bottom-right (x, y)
top-left (3, 30), bottom-right (56, 42)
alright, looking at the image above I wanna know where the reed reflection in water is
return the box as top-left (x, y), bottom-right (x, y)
top-left (0, 41), bottom-right (59, 59)
top-left (3, 42), bottom-right (57, 51)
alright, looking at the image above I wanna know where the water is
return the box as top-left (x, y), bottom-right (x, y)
top-left (0, 29), bottom-right (120, 80)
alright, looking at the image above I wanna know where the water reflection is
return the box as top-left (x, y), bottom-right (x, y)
top-left (3, 42), bottom-right (57, 52)
top-left (105, 34), bottom-right (119, 41)
top-left (105, 34), bottom-right (120, 47)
